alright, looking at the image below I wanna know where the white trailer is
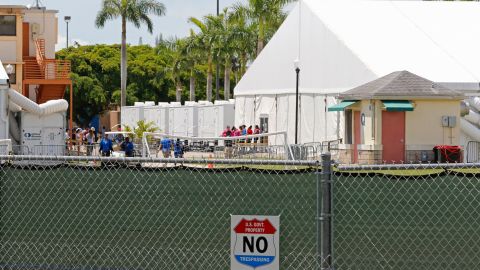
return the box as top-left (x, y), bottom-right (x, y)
top-left (121, 104), bottom-right (145, 129)
top-left (168, 102), bottom-right (198, 137)
top-left (198, 101), bottom-right (235, 138)
top-left (143, 103), bottom-right (170, 134)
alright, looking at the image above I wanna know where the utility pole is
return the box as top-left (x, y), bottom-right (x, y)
top-left (215, 0), bottom-right (220, 101)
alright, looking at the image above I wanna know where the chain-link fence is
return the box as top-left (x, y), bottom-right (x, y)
top-left (0, 155), bottom-right (322, 270)
top-left (3, 154), bottom-right (480, 270)
top-left (334, 162), bottom-right (480, 270)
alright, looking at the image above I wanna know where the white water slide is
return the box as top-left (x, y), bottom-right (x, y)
top-left (462, 97), bottom-right (480, 142)
top-left (460, 97), bottom-right (480, 162)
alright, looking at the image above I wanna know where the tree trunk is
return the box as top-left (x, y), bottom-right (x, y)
top-left (176, 81), bottom-right (182, 102)
top-left (207, 56), bottom-right (213, 102)
top-left (257, 18), bottom-right (265, 55)
top-left (224, 61), bottom-right (231, 100)
top-left (121, 16), bottom-right (127, 107)
top-left (189, 71), bottom-right (196, 101)
top-left (241, 53), bottom-right (247, 75)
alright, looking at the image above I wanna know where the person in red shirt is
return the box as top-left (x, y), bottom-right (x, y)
top-left (246, 125), bottom-right (253, 143)
top-left (221, 126), bottom-right (231, 137)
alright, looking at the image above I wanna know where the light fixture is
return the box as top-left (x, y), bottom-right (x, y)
top-left (5, 64), bottom-right (13, 75)
top-left (293, 58), bottom-right (300, 70)
top-left (64, 16), bottom-right (71, 48)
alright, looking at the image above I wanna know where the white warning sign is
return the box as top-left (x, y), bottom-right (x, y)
top-left (231, 215), bottom-right (280, 270)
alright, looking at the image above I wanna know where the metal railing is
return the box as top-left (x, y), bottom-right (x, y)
top-left (23, 59), bottom-right (71, 80)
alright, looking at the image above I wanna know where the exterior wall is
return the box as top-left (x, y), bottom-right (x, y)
top-left (340, 99), bottom-right (462, 164)
top-left (0, 9), bottom-right (23, 92)
top-left (405, 100), bottom-right (461, 149)
top-left (0, 7), bottom-right (58, 94)
top-left (23, 10), bottom-right (58, 59)
top-left (100, 110), bottom-right (120, 132)
top-left (235, 94), bottom-right (344, 145)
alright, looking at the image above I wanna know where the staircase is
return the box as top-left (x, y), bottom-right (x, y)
top-left (37, 85), bottom-right (66, 104)
top-left (23, 39), bottom-right (71, 103)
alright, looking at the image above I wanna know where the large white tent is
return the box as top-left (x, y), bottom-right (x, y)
top-left (234, 0), bottom-right (480, 144)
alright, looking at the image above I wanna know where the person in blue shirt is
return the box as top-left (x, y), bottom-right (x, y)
top-left (99, 134), bottom-right (114, 157)
top-left (174, 139), bottom-right (184, 158)
top-left (159, 137), bottom-right (172, 158)
top-left (121, 137), bottom-right (134, 157)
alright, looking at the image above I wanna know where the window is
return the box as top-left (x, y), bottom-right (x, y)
top-left (3, 64), bottom-right (16, 84)
top-left (0, 15), bottom-right (16, 36)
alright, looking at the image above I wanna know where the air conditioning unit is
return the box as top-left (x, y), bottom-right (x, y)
top-left (31, 23), bottom-right (40, 39)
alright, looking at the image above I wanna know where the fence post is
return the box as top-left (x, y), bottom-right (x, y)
top-left (319, 152), bottom-right (333, 269)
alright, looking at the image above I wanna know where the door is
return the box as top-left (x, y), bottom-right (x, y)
top-left (382, 111), bottom-right (405, 163)
top-left (23, 23), bottom-right (29, 57)
top-left (260, 115), bottom-right (269, 144)
top-left (353, 111), bottom-right (361, 163)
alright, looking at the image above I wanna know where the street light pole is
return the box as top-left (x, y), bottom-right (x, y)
top-left (215, 0), bottom-right (220, 101)
top-left (64, 16), bottom-right (71, 48)
top-left (294, 59), bottom-right (300, 145)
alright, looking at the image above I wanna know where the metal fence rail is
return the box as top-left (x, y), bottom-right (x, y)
top-left (0, 155), bottom-right (322, 270)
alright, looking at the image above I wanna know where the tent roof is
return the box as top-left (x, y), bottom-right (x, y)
top-left (235, 0), bottom-right (480, 96)
top-left (339, 71), bottom-right (464, 100)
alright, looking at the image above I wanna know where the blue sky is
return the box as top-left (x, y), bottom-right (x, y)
top-left (4, 0), bottom-right (243, 49)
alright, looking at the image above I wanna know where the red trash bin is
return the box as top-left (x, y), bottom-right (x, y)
top-left (433, 145), bottom-right (462, 163)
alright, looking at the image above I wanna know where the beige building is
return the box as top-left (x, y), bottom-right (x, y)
top-left (329, 71), bottom-right (464, 164)
top-left (0, 5), bottom-right (72, 129)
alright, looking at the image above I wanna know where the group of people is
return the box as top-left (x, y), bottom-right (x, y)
top-left (158, 137), bottom-right (185, 158)
top-left (221, 125), bottom-right (264, 159)
top-left (98, 134), bottom-right (134, 157)
top-left (221, 125), bottom-right (262, 142)
top-left (67, 126), bottom-right (135, 157)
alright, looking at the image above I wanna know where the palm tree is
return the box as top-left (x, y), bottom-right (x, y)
top-left (228, 10), bottom-right (256, 81)
top-left (232, 0), bottom-right (292, 55)
top-left (188, 15), bottom-right (222, 102)
top-left (95, 0), bottom-right (166, 107)
top-left (123, 120), bottom-right (159, 143)
top-left (215, 9), bottom-right (237, 100)
top-left (162, 37), bottom-right (186, 102)
top-left (183, 31), bottom-right (203, 101)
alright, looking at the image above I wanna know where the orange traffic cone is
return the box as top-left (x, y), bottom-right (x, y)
top-left (207, 154), bottom-right (214, 169)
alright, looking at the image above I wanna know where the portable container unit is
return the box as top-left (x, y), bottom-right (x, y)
top-left (168, 102), bottom-right (198, 137)
top-left (121, 105), bottom-right (145, 129)
top-left (198, 102), bottom-right (235, 138)
top-left (143, 104), bottom-right (170, 134)
top-left (20, 111), bottom-right (66, 155)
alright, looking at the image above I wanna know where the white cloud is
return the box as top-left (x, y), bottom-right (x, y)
top-left (56, 34), bottom-right (91, 51)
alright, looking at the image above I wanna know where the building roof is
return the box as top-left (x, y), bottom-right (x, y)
top-left (235, 0), bottom-right (480, 97)
top-left (339, 71), bottom-right (464, 100)
top-left (0, 5), bottom-right (26, 9)
top-left (0, 5), bottom-right (58, 13)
